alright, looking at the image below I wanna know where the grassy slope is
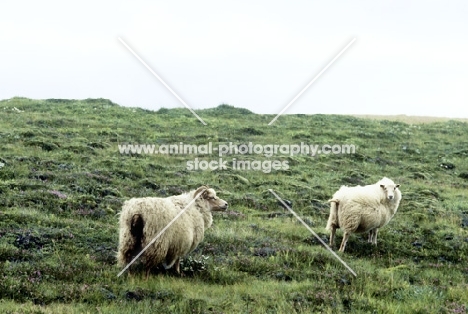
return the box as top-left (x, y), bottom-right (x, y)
top-left (0, 97), bottom-right (467, 313)
top-left (351, 114), bottom-right (468, 124)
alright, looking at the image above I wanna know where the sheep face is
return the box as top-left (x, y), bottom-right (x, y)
top-left (204, 189), bottom-right (228, 211)
top-left (195, 186), bottom-right (228, 211)
top-left (380, 183), bottom-right (400, 201)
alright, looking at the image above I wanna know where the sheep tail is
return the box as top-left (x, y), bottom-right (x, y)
top-left (326, 199), bottom-right (339, 231)
top-left (118, 213), bottom-right (145, 266)
top-left (130, 214), bottom-right (144, 247)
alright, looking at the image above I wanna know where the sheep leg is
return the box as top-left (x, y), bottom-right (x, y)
top-left (372, 229), bottom-right (378, 245)
top-left (174, 258), bottom-right (181, 275)
top-left (339, 232), bottom-right (350, 252)
top-left (368, 229), bottom-right (375, 243)
top-left (367, 229), bottom-right (378, 245)
top-left (329, 226), bottom-right (336, 247)
top-left (327, 200), bottom-right (339, 247)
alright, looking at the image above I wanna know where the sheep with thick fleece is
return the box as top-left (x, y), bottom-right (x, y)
top-left (117, 186), bottom-right (228, 275)
top-left (326, 177), bottom-right (401, 252)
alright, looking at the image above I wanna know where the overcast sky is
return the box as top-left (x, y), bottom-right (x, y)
top-left (1, 1), bottom-right (467, 118)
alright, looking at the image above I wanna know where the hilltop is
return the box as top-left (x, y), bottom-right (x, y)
top-left (352, 114), bottom-right (468, 124)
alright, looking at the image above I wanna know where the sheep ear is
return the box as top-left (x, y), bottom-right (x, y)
top-left (195, 186), bottom-right (208, 198)
top-left (380, 184), bottom-right (385, 189)
top-left (395, 184), bottom-right (400, 189)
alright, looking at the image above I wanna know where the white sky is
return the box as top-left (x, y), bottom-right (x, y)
top-left (1, 1), bottom-right (467, 118)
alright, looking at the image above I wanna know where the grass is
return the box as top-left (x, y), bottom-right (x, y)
top-left (0, 97), bottom-right (467, 313)
top-left (351, 114), bottom-right (468, 124)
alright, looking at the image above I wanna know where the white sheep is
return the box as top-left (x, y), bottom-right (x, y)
top-left (326, 177), bottom-right (401, 252)
top-left (117, 186), bottom-right (228, 276)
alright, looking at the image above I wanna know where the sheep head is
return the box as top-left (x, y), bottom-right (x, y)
top-left (379, 183), bottom-right (401, 201)
top-left (194, 185), bottom-right (228, 211)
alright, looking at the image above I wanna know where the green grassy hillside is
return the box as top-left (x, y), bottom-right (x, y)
top-left (0, 97), bottom-right (467, 313)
